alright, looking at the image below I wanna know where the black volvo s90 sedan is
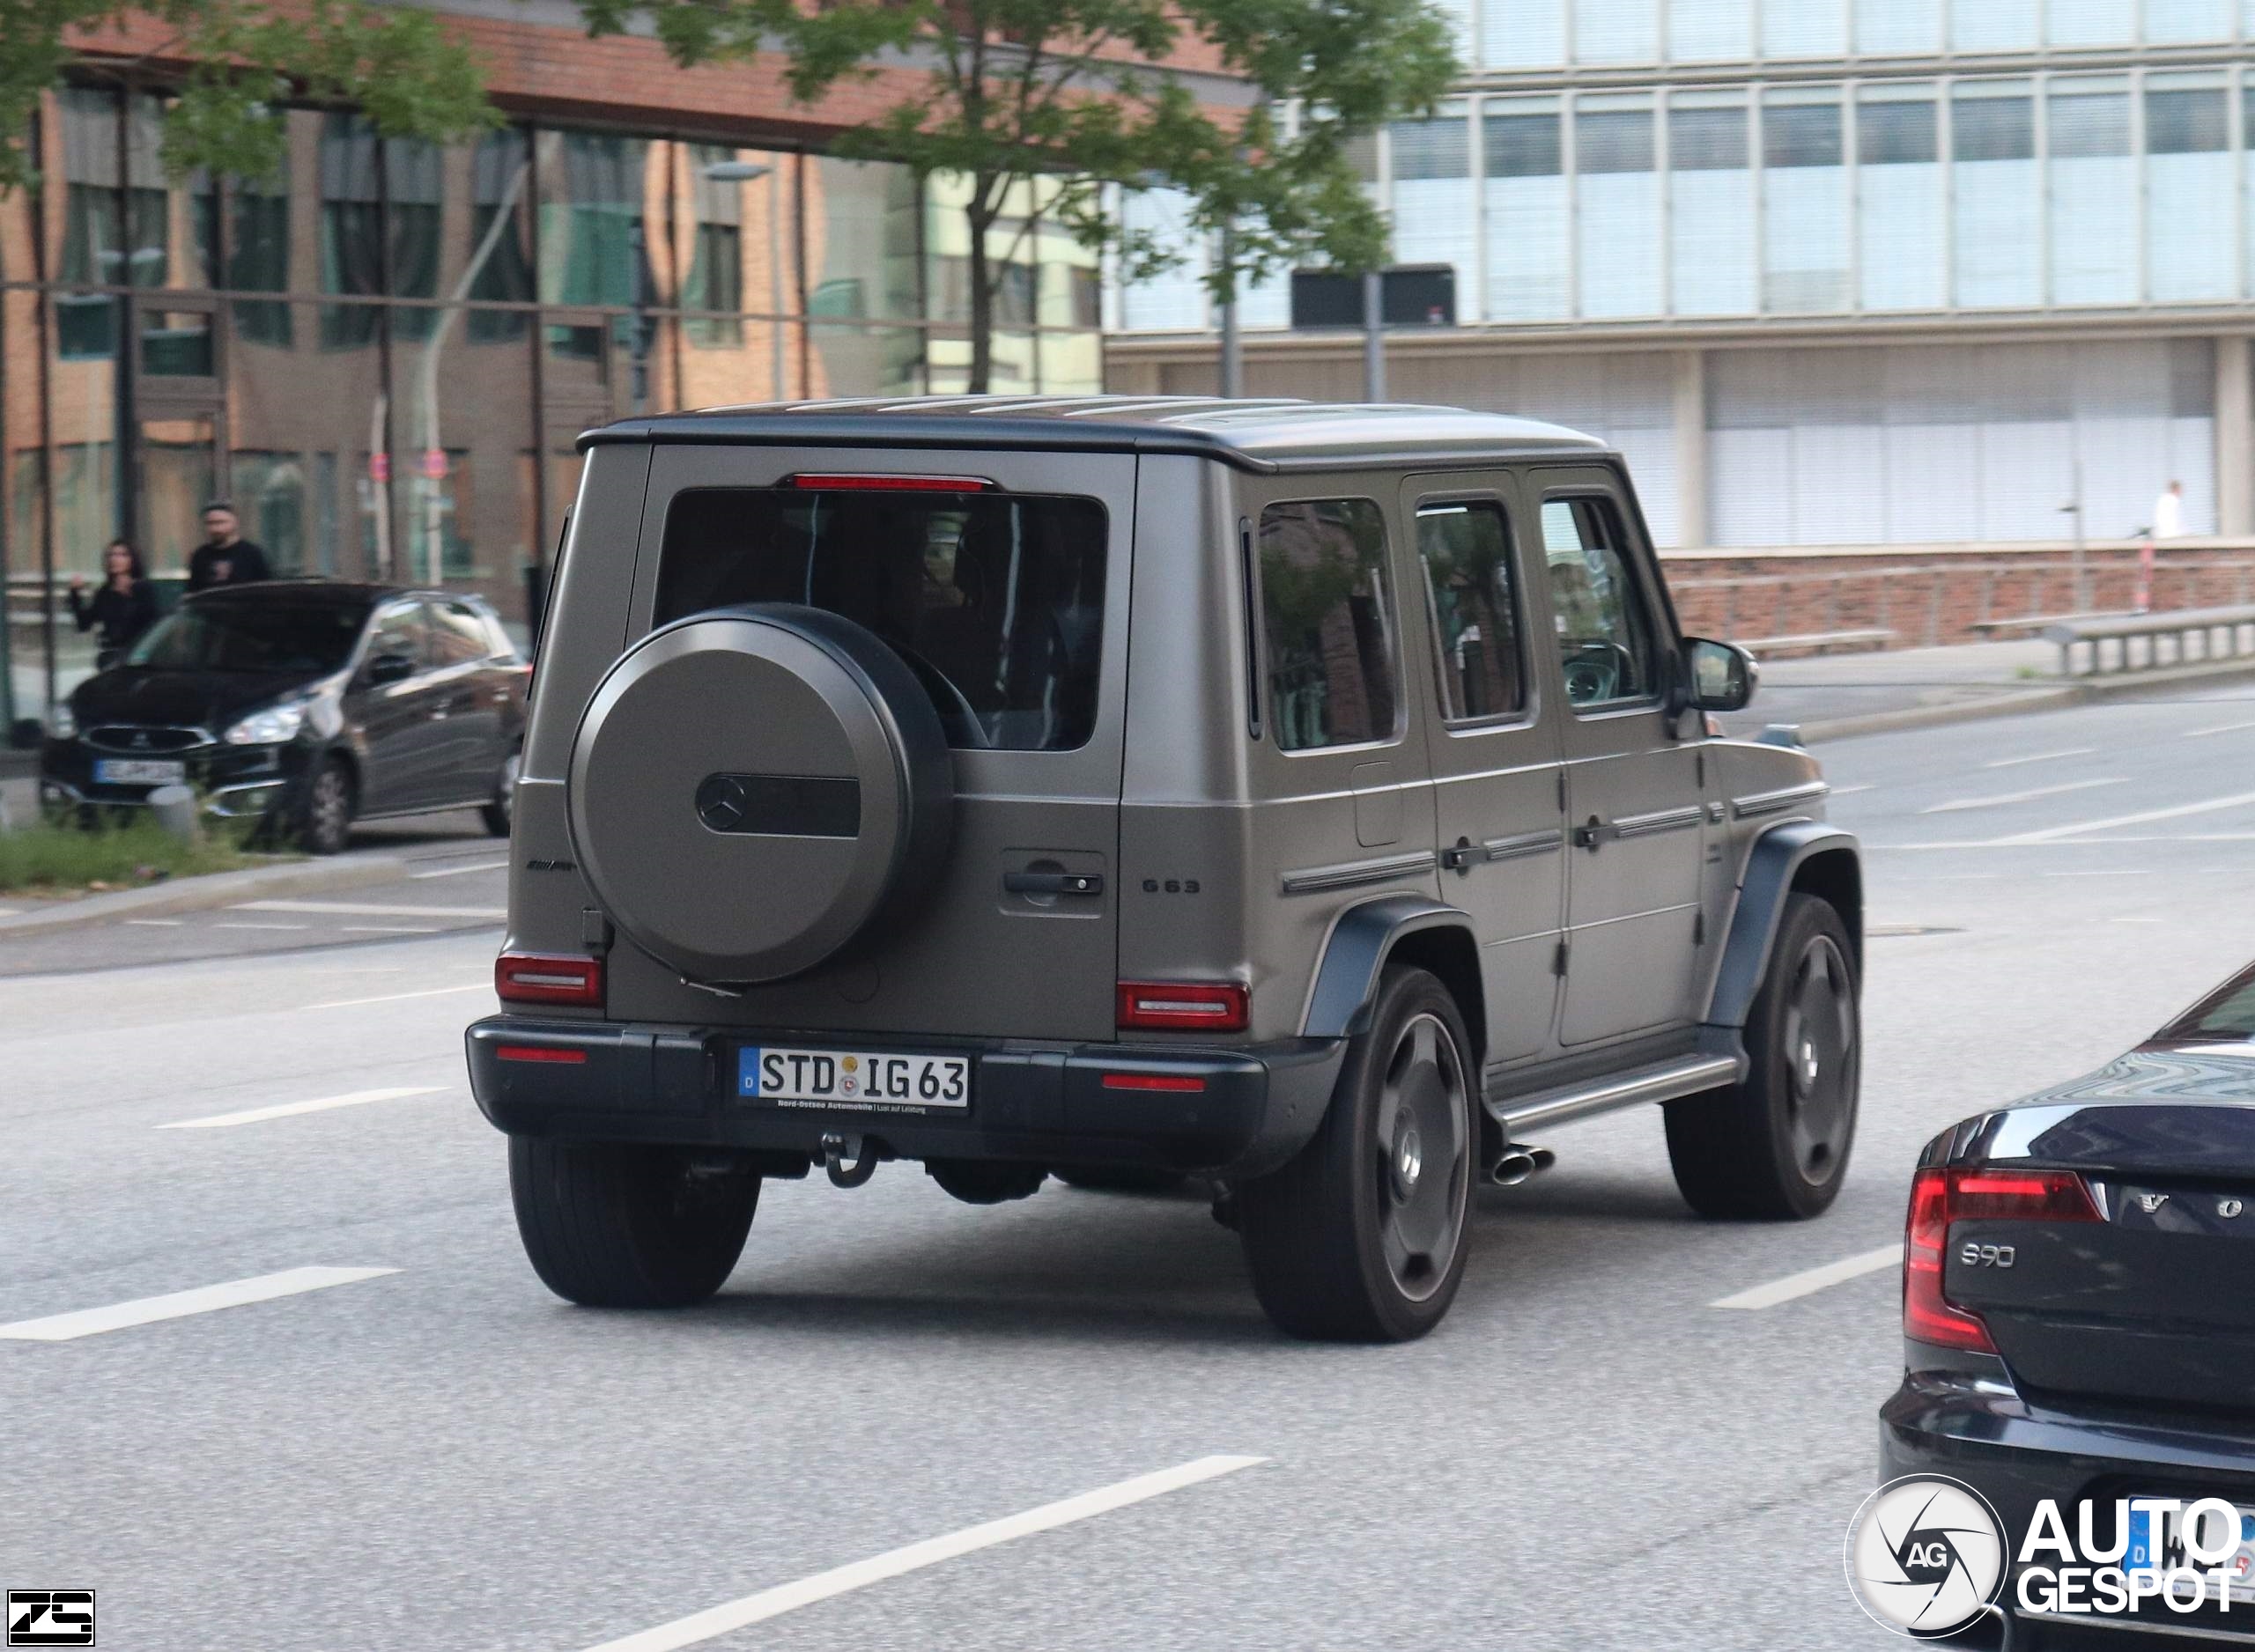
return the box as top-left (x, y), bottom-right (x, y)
top-left (40, 581), bottom-right (528, 853)
top-left (1882, 960), bottom-right (2255, 1646)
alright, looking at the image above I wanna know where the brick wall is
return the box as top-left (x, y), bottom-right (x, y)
top-left (1659, 543), bottom-right (2255, 652)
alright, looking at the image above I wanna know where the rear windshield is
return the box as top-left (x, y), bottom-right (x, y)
top-left (656, 486), bottom-right (1107, 752)
top-left (2163, 966), bottom-right (2255, 1042)
top-left (126, 601), bottom-right (367, 675)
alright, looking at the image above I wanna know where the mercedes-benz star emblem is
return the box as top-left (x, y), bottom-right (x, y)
top-left (695, 774), bottom-right (748, 832)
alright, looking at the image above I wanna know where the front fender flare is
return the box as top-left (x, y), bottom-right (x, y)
top-left (1704, 820), bottom-right (1862, 1029)
top-left (1302, 895), bottom-right (1477, 1039)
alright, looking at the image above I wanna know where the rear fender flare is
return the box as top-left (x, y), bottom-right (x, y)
top-left (1705, 821), bottom-right (1863, 1029)
top-left (1302, 896), bottom-right (1480, 1042)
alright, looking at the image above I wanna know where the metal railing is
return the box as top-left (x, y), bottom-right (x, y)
top-left (2045, 607), bottom-right (2255, 676)
top-left (1666, 557), bottom-right (2255, 652)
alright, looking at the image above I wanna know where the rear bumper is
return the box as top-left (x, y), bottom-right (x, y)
top-left (1883, 1364), bottom-right (2255, 1641)
top-left (464, 1014), bottom-right (1346, 1178)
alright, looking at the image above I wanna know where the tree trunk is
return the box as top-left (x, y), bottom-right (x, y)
top-left (966, 198), bottom-right (995, 395)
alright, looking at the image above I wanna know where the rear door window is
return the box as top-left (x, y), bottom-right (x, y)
top-left (1416, 499), bottom-right (1527, 723)
top-left (655, 485), bottom-right (1107, 752)
top-left (1257, 498), bottom-right (1400, 751)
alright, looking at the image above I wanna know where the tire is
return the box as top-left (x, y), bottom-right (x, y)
top-left (481, 748), bottom-right (520, 837)
top-left (1238, 966), bottom-right (1477, 1342)
top-left (1053, 1165), bottom-right (1190, 1194)
top-left (508, 1136), bottom-right (758, 1308)
top-left (1665, 891), bottom-right (1859, 1221)
top-left (297, 756), bottom-right (355, 856)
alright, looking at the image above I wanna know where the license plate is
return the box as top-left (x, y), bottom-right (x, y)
top-left (2127, 1499), bottom-right (2255, 1603)
top-left (94, 758), bottom-right (185, 785)
top-left (736, 1045), bottom-right (971, 1112)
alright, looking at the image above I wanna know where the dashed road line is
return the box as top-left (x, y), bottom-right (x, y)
top-left (215, 922), bottom-right (309, 931)
top-left (301, 983), bottom-right (490, 1010)
top-left (1981, 747), bottom-right (2095, 769)
top-left (342, 925), bottom-right (438, 934)
top-left (236, 899), bottom-right (505, 919)
top-left (159, 1086), bottom-right (447, 1129)
top-left (409, 859), bottom-right (509, 881)
top-left (1919, 778), bottom-right (2127, 815)
top-left (577, 1455), bottom-right (1267, 1652)
top-left (1992, 786), bottom-right (2255, 844)
top-left (2182, 719), bottom-right (2255, 738)
top-left (0, 1266), bottom-right (399, 1342)
top-left (124, 918), bottom-right (183, 926)
top-left (1712, 1244), bottom-right (1903, 1310)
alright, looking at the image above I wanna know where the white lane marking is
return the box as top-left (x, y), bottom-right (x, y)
top-left (2112, 916), bottom-right (2166, 924)
top-left (410, 859), bottom-right (508, 881)
top-left (1829, 784), bottom-right (1875, 796)
top-left (342, 925), bottom-right (438, 934)
top-left (125, 918), bottom-right (183, 926)
top-left (2042, 868), bottom-right (2154, 877)
top-left (302, 983), bottom-right (490, 1010)
top-left (1919, 778), bottom-right (2128, 815)
top-left (1981, 747), bottom-right (2096, 769)
top-left (215, 922), bottom-right (309, 931)
top-left (1711, 1244), bottom-right (1903, 1310)
top-left (235, 899), bottom-right (505, 919)
top-left (577, 1455), bottom-right (1268, 1652)
top-left (1993, 786), bottom-right (2255, 844)
top-left (0, 1266), bottom-right (399, 1341)
top-left (2182, 719), bottom-right (2255, 738)
top-left (159, 1086), bottom-right (447, 1129)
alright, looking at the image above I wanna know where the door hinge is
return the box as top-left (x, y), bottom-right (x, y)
top-left (1552, 939), bottom-right (1569, 977)
top-left (1556, 770), bottom-right (1567, 811)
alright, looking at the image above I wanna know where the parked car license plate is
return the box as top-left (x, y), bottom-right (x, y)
top-left (93, 758), bottom-right (186, 785)
top-left (736, 1045), bottom-right (971, 1111)
top-left (2127, 1498), bottom-right (2255, 1603)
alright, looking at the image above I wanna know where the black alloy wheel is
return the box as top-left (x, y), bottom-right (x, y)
top-left (1664, 892), bottom-right (1859, 1221)
top-left (1238, 966), bottom-right (1476, 1342)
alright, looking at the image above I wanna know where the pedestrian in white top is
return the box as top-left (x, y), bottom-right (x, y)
top-left (2155, 480), bottom-right (2186, 540)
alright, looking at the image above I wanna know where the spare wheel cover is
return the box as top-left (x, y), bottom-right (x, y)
top-left (567, 603), bottom-right (953, 984)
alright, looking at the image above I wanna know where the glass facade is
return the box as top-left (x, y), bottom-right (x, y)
top-left (2, 87), bottom-right (1103, 726)
top-left (1120, 56), bottom-right (2255, 331)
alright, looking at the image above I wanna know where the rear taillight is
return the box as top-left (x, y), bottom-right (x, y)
top-left (495, 951), bottom-right (604, 1007)
top-left (1116, 981), bottom-right (1249, 1033)
top-left (1904, 1165), bottom-right (2100, 1353)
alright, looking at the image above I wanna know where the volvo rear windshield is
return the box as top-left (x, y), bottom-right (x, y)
top-left (655, 484), bottom-right (1107, 752)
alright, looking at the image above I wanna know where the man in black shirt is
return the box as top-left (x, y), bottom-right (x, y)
top-left (186, 501), bottom-right (273, 592)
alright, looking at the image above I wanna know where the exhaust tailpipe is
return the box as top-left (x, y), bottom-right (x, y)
top-left (1490, 1144), bottom-right (1556, 1187)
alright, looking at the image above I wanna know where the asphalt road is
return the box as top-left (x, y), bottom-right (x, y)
top-left (12, 688), bottom-right (2255, 1652)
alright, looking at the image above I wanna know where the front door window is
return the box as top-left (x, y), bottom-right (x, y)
top-left (1541, 497), bottom-right (1657, 709)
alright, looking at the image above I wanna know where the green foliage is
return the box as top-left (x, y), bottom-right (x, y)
top-left (586, 0), bottom-right (1460, 387)
top-left (0, 0), bottom-right (496, 194)
top-left (0, 810), bottom-right (268, 896)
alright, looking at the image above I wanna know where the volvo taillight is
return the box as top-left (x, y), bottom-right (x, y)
top-left (1904, 1165), bottom-right (2100, 1353)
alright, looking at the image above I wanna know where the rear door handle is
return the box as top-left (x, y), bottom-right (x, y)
top-left (1003, 871), bottom-right (1103, 896)
top-left (1572, 817), bottom-right (1610, 851)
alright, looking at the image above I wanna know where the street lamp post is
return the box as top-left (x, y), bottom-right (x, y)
top-left (1362, 268), bottom-right (1385, 402)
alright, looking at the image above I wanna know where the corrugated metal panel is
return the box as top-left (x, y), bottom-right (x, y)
top-left (1668, 0), bottom-right (1752, 60)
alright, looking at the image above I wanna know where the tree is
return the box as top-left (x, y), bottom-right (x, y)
top-left (580, 0), bottom-right (1460, 393)
top-left (0, 0), bottom-right (495, 192)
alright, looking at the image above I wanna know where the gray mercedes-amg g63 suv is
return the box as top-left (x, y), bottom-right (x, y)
top-left (467, 395), bottom-right (1860, 1342)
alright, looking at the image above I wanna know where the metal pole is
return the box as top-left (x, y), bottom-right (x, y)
top-left (2066, 453), bottom-right (2089, 612)
top-left (1362, 267), bottom-right (1385, 402)
top-left (1217, 221), bottom-right (1241, 399)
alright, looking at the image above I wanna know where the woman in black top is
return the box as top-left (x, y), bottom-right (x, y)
top-left (69, 540), bottom-right (159, 669)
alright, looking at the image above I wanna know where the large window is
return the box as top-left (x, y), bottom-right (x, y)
top-left (1484, 104), bottom-right (1569, 322)
top-left (2049, 81), bottom-right (2135, 306)
top-left (1258, 498), bottom-right (1399, 752)
top-left (1762, 93), bottom-right (1847, 313)
top-left (656, 487), bottom-right (1109, 752)
top-left (2148, 80), bottom-right (2234, 303)
top-left (1953, 86), bottom-right (2041, 308)
top-left (1577, 100), bottom-right (1660, 319)
top-left (1417, 501), bottom-right (1527, 722)
top-left (1670, 99), bottom-right (1753, 316)
top-left (1859, 88), bottom-right (1943, 311)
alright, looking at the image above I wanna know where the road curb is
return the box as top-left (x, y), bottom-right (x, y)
top-left (1798, 656), bottom-right (2255, 743)
top-left (0, 852), bottom-right (411, 940)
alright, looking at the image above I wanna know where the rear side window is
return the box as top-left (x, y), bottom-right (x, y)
top-left (1258, 498), bottom-right (1399, 751)
top-left (655, 486), bottom-right (1108, 752)
top-left (1416, 500), bottom-right (1527, 722)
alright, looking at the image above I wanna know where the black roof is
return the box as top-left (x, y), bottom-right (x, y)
top-left (581, 395), bottom-right (1608, 473)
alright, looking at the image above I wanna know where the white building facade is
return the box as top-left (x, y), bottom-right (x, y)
top-left (1105, 0), bottom-right (2255, 549)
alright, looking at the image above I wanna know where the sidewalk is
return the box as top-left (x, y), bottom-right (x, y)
top-left (1715, 636), bottom-right (2255, 741)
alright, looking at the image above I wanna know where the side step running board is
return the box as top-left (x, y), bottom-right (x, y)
top-left (1488, 1051), bottom-right (1745, 1134)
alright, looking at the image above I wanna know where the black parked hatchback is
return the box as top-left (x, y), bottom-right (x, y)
top-left (40, 581), bottom-right (528, 853)
top-left (1882, 957), bottom-right (2255, 1645)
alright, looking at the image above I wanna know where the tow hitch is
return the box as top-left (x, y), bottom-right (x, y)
top-left (821, 1132), bottom-right (880, 1188)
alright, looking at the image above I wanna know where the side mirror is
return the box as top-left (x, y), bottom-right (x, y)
top-left (364, 651), bottom-right (417, 687)
top-left (1683, 637), bottom-right (1758, 713)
